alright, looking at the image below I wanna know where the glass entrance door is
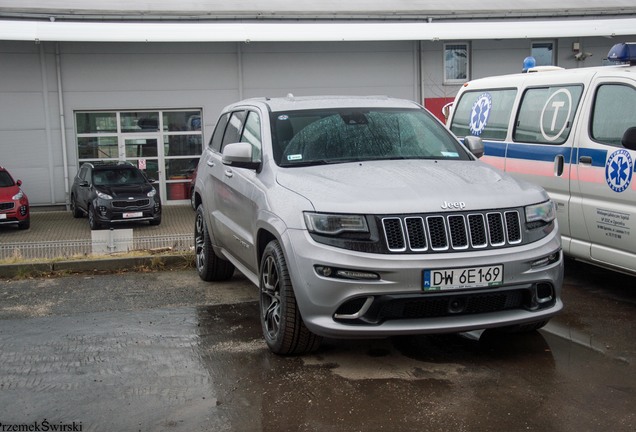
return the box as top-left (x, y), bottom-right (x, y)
top-left (123, 136), bottom-right (164, 199)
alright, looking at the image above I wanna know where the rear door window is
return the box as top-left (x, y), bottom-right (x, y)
top-left (513, 85), bottom-right (583, 145)
top-left (450, 89), bottom-right (517, 140)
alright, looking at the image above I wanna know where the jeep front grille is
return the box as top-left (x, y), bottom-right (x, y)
top-left (112, 199), bottom-right (150, 209)
top-left (381, 210), bottom-right (522, 253)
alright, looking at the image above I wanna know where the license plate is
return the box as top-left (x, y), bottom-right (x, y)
top-left (423, 265), bottom-right (503, 291)
top-left (0, 214), bottom-right (6, 220)
top-left (123, 212), bottom-right (143, 219)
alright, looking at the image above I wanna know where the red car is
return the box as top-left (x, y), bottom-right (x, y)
top-left (0, 166), bottom-right (30, 230)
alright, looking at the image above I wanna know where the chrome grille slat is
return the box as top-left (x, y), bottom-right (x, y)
top-left (381, 209), bottom-right (522, 253)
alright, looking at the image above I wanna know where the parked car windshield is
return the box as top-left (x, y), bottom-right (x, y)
top-left (93, 168), bottom-right (146, 186)
top-left (271, 108), bottom-right (470, 167)
top-left (0, 171), bottom-right (15, 187)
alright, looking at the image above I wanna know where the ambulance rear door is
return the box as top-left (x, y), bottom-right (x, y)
top-left (573, 72), bottom-right (636, 273)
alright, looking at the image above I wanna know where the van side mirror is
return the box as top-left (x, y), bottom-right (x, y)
top-left (621, 127), bottom-right (636, 150)
top-left (463, 136), bottom-right (484, 158)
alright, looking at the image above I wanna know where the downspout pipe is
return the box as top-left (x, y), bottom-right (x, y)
top-left (55, 42), bottom-right (70, 210)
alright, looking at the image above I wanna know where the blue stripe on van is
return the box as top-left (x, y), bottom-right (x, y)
top-left (482, 141), bottom-right (609, 168)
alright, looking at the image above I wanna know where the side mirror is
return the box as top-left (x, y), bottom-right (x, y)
top-left (442, 102), bottom-right (454, 123)
top-left (222, 142), bottom-right (260, 169)
top-left (464, 136), bottom-right (484, 159)
top-left (621, 127), bottom-right (636, 150)
top-left (16, 179), bottom-right (22, 187)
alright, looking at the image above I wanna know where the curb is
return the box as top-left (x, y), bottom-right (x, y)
top-left (0, 253), bottom-right (195, 279)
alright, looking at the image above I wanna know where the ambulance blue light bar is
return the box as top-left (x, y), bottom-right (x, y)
top-left (607, 43), bottom-right (636, 65)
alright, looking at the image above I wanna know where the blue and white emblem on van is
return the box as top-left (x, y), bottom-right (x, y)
top-left (605, 149), bottom-right (633, 193)
top-left (469, 92), bottom-right (492, 136)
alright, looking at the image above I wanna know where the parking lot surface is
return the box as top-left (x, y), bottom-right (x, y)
top-left (0, 259), bottom-right (635, 431)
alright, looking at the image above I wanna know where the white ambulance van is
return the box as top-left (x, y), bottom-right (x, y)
top-left (447, 43), bottom-right (636, 276)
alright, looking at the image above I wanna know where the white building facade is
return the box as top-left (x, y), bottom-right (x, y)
top-left (1, 1), bottom-right (635, 206)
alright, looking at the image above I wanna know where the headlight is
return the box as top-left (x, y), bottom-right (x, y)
top-left (304, 212), bottom-right (369, 235)
top-left (96, 190), bottom-right (113, 200)
top-left (525, 200), bottom-right (556, 224)
top-left (12, 191), bottom-right (23, 200)
top-left (147, 188), bottom-right (157, 197)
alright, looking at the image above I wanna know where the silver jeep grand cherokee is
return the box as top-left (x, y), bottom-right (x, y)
top-left (193, 95), bottom-right (563, 355)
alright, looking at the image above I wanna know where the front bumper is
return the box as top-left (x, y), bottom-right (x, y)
top-left (0, 200), bottom-right (29, 225)
top-left (93, 197), bottom-right (161, 224)
top-left (281, 226), bottom-right (564, 338)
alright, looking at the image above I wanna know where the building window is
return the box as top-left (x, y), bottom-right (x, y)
top-left (531, 41), bottom-right (555, 66)
top-left (444, 43), bottom-right (469, 84)
top-left (75, 109), bottom-right (203, 201)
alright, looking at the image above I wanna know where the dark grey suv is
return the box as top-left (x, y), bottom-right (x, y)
top-left (71, 162), bottom-right (161, 230)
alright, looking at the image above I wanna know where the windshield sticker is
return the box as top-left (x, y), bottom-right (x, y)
top-left (442, 151), bottom-right (460, 158)
top-left (540, 88), bottom-right (573, 142)
top-left (469, 92), bottom-right (492, 136)
top-left (287, 154), bottom-right (303, 161)
top-left (605, 149), bottom-right (633, 193)
top-left (278, 115), bottom-right (289, 121)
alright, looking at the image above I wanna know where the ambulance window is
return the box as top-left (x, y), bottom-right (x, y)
top-left (449, 89), bottom-right (516, 140)
top-left (514, 85), bottom-right (583, 145)
top-left (591, 84), bottom-right (636, 147)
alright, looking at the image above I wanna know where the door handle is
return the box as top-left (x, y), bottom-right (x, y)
top-left (206, 160), bottom-right (215, 167)
top-left (579, 156), bottom-right (593, 165)
top-left (554, 155), bottom-right (564, 176)
top-left (224, 169), bottom-right (233, 178)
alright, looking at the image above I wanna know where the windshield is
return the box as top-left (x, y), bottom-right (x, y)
top-left (93, 168), bottom-right (146, 186)
top-left (0, 171), bottom-right (15, 187)
top-left (271, 108), bottom-right (470, 167)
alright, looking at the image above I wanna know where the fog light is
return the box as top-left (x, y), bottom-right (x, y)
top-left (314, 266), bottom-right (379, 280)
top-left (19, 206), bottom-right (28, 216)
top-left (98, 206), bottom-right (108, 216)
top-left (531, 251), bottom-right (560, 268)
top-left (315, 266), bottom-right (333, 277)
top-left (335, 269), bottom-right (380, 280)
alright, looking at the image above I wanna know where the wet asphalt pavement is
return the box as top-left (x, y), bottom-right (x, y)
top-left (0, 260), bottom-right (635, 432)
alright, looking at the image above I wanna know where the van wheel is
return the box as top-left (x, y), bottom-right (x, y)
top-left (194, 205), bottom-right (235, 281)
top-left (259, 240), bottom-right (322, 355)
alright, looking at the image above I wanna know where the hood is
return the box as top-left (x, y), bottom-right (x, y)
top-left (96, 183), bottom-right (153, 198)
top-left (276, 159), bottom-right (547, 214)
top-left (0, 184), bottom-right (21, 200)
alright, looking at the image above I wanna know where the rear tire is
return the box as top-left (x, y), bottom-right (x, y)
top-left (260, 239), bottom-right (321, 355)
top-left (194, 205), bottom-right (235, 281)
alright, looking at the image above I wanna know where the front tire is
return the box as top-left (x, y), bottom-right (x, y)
top-left (194, 205), bottom-right (235, 281)
top-left (70, 195), bottom-right (82, 218)
top-left (18, 218), bottom-right (30, 230)
top-left (260, 240), bottom-right (321, 355)
top-left (88, 205), bottom-right (101, 230)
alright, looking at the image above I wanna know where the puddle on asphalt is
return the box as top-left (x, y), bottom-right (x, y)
top-left (0, 301), bottom-right (633, 431)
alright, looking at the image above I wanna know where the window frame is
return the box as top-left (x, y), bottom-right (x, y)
top-left (443, 42), bottom-right (470, 85)
top-left (531, 40), bottom-right (556, 67)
